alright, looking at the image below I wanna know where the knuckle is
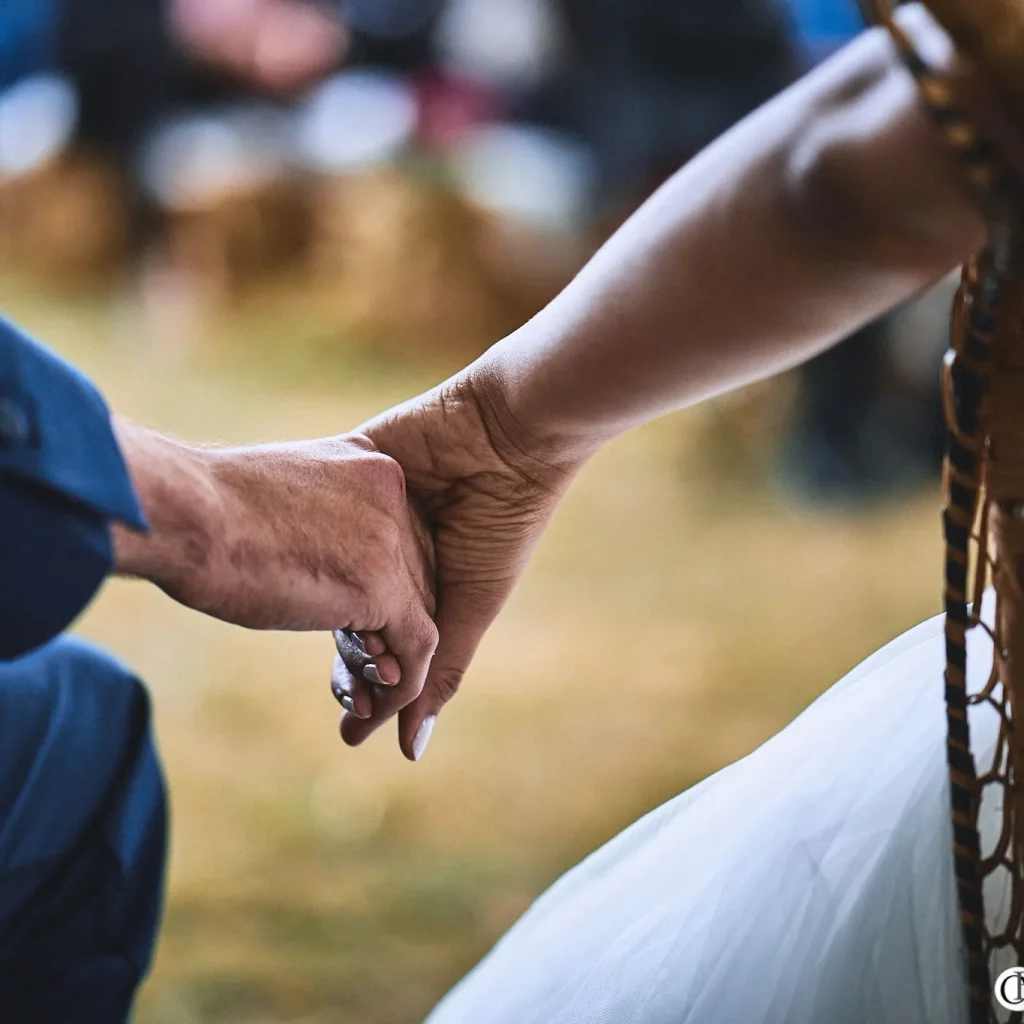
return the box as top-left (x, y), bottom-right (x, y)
top-left (417, 620), bottom-right (440, 658)
top-left (346, 433), bottom-right (377, 454)
top-left (367, 452), bottom-right (407, 505)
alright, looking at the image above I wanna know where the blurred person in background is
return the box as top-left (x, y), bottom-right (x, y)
top-left (62, 0), bottom-right (346, 159)
top-left (1, 1), bottom-right (803, 304)
top-left (529, 0), bottom-right (800, 218)
top-left (333, 7), bottom-right (1005, 1021)
top-left (424, 0), bottom-right (800, 283)
top-left (0, 0), bottom-right (351, 282)
top-left (0, 0), bottom-right (347, 96)
top-left (64, 0), bottom-right (458, 165)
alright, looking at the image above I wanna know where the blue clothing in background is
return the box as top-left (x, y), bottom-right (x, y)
top-left (783, 0), bottom-right (865, 62)
top-left (0, 0), bottom-right (55, 87)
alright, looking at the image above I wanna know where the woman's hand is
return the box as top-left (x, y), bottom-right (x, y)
top-left (331, 370), bottom-right (585, 761)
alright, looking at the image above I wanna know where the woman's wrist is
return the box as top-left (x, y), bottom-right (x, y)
top-left (461, 347), bottom-right (602, 489)
top-left (455, 7), bottom-right (991, 486)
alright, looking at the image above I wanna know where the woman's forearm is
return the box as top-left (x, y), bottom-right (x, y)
top-left (467, 6), bottom-right (985, 466)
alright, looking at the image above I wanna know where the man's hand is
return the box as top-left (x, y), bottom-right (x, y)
top-left (112, 422), bottom-right (439, 699)
top-left (331, 370), bottom-right (588, 761)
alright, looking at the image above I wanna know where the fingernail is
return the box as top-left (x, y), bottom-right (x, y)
top-left (350, 631), bottom-right (367, 654)
top-left (340, 694), bottom-right (356, 715)
top-left (412, 716), bottom-right (436, 762)
top-left (363, 664), bottom-right (386, 686)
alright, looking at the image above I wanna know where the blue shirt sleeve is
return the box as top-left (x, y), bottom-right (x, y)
top-left (0, 315), bottom-right (146, 659)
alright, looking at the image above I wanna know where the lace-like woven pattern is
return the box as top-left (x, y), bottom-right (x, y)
top-left (863, 2), bottom-right (1024, 1020)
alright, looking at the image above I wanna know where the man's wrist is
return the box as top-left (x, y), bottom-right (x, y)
top-left (111, 420), bottom-right (224, 591)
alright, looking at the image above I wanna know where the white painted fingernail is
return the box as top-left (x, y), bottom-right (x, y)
top-left (412, 716), bottom-right (436, 762)
top-left (340, 694), bottom-right (356, 715)
top-left (363, 664), bottom-right (385, 686)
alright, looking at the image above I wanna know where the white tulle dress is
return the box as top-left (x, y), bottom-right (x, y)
top-left (427, 609), bottom-right (1013, 1024)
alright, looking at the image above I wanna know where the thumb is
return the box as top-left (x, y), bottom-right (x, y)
top-left (397, 580), bottom-right (508, 761)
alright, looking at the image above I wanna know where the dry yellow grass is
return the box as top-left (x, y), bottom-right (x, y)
top-left (1, 279), bottom-right (943, 1023)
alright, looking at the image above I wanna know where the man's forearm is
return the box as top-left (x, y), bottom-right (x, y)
top-left (466, 7), bottom-right (984, 467)
top-left (107, 418), bottom-right (435, 644)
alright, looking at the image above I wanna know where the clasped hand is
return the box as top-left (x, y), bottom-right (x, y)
top-left (113, 379), bottom-right (576, 762)
top-left (330, 374), bottom-right (576, 761)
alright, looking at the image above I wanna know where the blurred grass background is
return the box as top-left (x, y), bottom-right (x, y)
top-left (0, 273), bottom-right (943, 1023)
